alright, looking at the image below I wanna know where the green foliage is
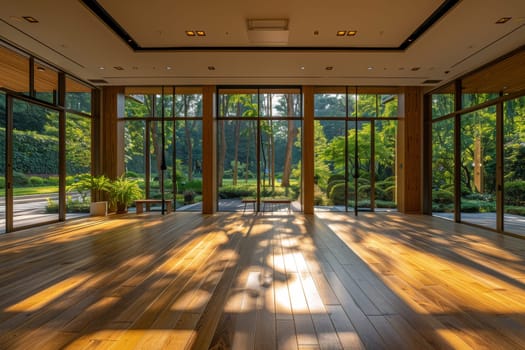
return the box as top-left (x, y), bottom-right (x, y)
top-left (460, 199), bottom-right (496, 213)
top-left (47, 176), bottom-right (59, 186)
top-left (504, 180), bottom-right (525, 206)
top-left (13, 171), bottom-right (29, 186)
top-left (326, 178), bottom-right (345, 198)
top-left (375, 200), bottom-right (397, 209)
top-left (67, 174), bottom-right (111, 203)
top-left (505, 206), bottom-right (525, 216)
top-left (46, 196), bottom-right (90, 213)
top-left (432, 190), bottom-right (454, 205)
top-left (109, 175), bottom-right (143, 212)
top-left (329, 183), bottom-right (346, 205)
top-left (179, 179), bottom-right (203, 194)
top-left (29, 176), bottom-right (44, 186)
top-left (219, 185), bottom-right (256, 199)
top-left (0, 177), bottom-right (4, 189)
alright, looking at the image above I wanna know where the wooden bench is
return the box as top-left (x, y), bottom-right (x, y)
top-left (261, 198), bottom-right (292, 213)
top-left (241, 198), bottom-right (256, 213)
top-left (135, 199), bottom-right (172, 214)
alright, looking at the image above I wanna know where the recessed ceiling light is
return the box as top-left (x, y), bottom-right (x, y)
top-left (367, 66), bottom-right (373, 70)
top-left (186, 30), bottom-right (196, 36)
top-left (300, 66), bottom-right (305, 70)
top-left (22, 16), bottom-right (38, 23)
top-left (166, 66), bottom-right (172, 70)
top-left (208, 66), bottom-right (215, 71)
top-left (196, 30), bottom-right (206, 36)
top-left (411, 67), bottom-right (421, 71)
top-left (132, 66), bottom-right (139, 70)
top-left (495, 17), bottom-right (511, 24)
top-left (314, 30), bottom-right (319, 36)
top-left (325, 66), bottom-right (334, 71)
top-left (347, 30), bottom-right (357, 36)
top-left (99, 66), bottom-right (105, 70)
top-left (36, 66), bottom-right (46, 72)
top-left (336, 31), bottom-right (346, 36)
top-left (113, 66), bottom-right (124, 71)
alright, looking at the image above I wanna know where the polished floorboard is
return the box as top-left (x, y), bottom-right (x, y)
top-left (1, 211), bottom-right (525, 349)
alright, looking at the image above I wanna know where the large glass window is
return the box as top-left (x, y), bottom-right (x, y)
top-left (1, 43), bottom-right (94, 232)
top-left (0, 92), bottom-right (5, 233)
top-left (66, 77), bottom-right (92, 114)
top-left (504, 97), bottom-right (525, 236)
top-left (12, 99), bottom-right (59, 229)
top-left (431, 83), bottom-right (455, 120)
top-left (217, 88), bottom-right (302, 213)
top-left (123, 87), bottom-right (203, 212)
top-left (431, 118), bottom-right (455, 219)
top-left (314, 87), bottom-right (399, 212)
top-left (65, 113), bottom-right (91, 218)
top-left (460, 107), bottom-right (497, 230)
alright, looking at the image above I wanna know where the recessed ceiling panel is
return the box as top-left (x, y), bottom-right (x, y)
top-left (95, 0), bottom-right (450, 49)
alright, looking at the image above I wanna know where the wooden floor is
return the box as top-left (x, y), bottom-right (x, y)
top-left (1, 212), bottom-right (525, 349)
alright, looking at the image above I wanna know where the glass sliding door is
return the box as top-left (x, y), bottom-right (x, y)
top-left (503, 97), bottom-right (525, 236)
top-left (0, 92), bottom-right (5, 233)
top-left (460, 107), bottom-right (497, 230)
top-left (217, 87), bottom-right (302, 213)
top-left (431, 118), bottom-right (455, 219)
top-left (12, 99), bottom-right (60, 229)
top-left (313, 87), bottom-right (399, 213)
top-left (375, 120), bottom-right (397, 211)
top-left (218, 119), bottom-right (258, 211)
top-left (65, 113), bottom-right (91, 218)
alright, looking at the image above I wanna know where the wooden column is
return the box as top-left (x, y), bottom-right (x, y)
top-left (202, 85), bottom-right (217, 214)
top-left (302, 86), bottom-right (315, 214)
top-left (101, 86), bottom-right (125, 180)
top-left (397, 87), bottom-right (422, 213)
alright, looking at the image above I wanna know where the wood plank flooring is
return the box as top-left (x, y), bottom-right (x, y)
top-left (1, 211), bottom-right (525, 349)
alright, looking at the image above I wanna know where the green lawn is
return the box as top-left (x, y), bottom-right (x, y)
top-left (13, 186), bottom-right (59, 196)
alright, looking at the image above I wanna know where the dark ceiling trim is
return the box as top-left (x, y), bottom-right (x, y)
top-left (80, 0), bottom-right (460, 52)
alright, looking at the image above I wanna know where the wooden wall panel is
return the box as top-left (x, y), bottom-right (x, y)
top-left (202, 86), bottom-right (217, 214)
top-left (397, 87), bottom-right (422, 213)
top-left (101, 86), bottom-right (125, 180)
top-left (302, 86), bottom-right (314, 214)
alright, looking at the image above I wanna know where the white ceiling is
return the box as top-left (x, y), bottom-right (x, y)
top-left (0, 0), bottom-right (524, 87)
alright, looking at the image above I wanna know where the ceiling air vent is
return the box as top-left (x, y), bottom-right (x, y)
top-left (88, 79), bottom-right (108, 84)
top-left (422, 79), bottom-right (442, 84)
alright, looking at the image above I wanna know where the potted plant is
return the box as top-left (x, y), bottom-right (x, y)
top-left (67, 174), bottom-right (111, 216)
top-left (89, 175), bottom-right (111, 216)
top-left (109, 175), bottom-right (143, 214)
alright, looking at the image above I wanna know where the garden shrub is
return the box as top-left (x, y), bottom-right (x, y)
top-left (504, 180), bottom-right (525, 206)
top-left (47, 176), bottom-right (59, 185)
top-left (0, 177), bottom-right (5, 189)
top-left (29, 176), bottom-right (44, 186)
top-left (460, 199), bottom-right (496, 213)
top-left (505, 206), bottom-right (525, 216)
top-left (219, 185), bottom-right (256, 199)
top-left (326, 179), bottom-right (345, 197)
top-left (13, 171), bottom-right (29, 186)
top-left (327, 174), bottom-right (345, 184)
top-left (329, 183), bottom-right (346, 205)
top-left (432, 189), bottom-right (454, 205)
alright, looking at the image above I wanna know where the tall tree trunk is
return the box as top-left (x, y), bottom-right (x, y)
top-left (147, 96), bottom-right (163, 176)
top-left (218, 119), bottom-right (227, 187)
top-left (282, 95), bottom-right (297, 187)
top-left (270, 120), bottom-right (275, 189)
top-left (245, 121), bottom-right (251, 183)
top-left (185, 119), bottom-right (193, 181)
top-left (232, 105), bottom-right (241, 185)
